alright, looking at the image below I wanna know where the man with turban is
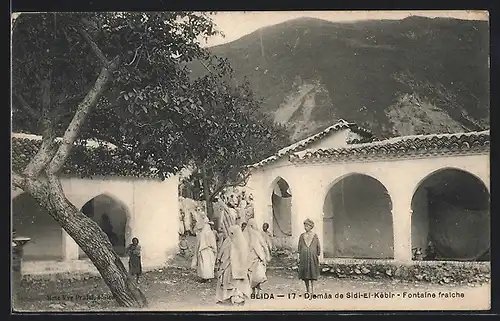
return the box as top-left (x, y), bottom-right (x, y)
top-left (297, 218), bottom-right (321, 295)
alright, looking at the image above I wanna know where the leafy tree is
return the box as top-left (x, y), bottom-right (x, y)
top-left (11, 11), bottom-right (224, 307)
top-left (177, 70), bottom-right (291, 219)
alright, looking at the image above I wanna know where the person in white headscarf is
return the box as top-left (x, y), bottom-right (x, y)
top-left (215, 196), bottom-right (237, 240)
top-left (238, 193), bottom-right (248, 210)
top-left (237, 194), bottom-right (248, 225)
top-left (227, 194), bottom-right (239, 221)
top-left (215, 225), bottom-right (252, 305)
top-left (243, 218), bottom-right (271, 295)
top-left (191, 215), bottom-right (217, 282)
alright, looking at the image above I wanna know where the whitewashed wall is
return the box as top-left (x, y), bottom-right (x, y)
top-left (12, 174), bottom-right (179, 272)
top-left (247, 151), bottom-right (489, 263)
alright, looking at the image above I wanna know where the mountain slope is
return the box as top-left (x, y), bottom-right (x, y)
top-left (192, 16), bottom-right (490, 140)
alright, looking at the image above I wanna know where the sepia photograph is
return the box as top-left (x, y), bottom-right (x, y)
top-left (10, 10), bottom-right (490, 312)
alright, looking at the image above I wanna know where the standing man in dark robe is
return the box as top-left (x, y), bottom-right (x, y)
top-left (297, 218), bottom-right (321, 295)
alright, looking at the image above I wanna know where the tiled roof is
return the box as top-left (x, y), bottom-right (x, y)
top-left (247, 119), bottom-right (374, 169)
top-left (291, 130), bottom-right (490, 163)
top-left (11, 134), bottom-right (167, 179)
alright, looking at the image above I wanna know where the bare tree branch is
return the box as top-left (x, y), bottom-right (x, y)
top-left (12, 172), bottom-right (27, 190)
top-left (203, 158), bottom-right (232, 199)
top-left (22, 135), bottom-right (58, 179)
top-left (210, 179), bottom-right (229, 200)
top-left (40, 19), bottom-right (120, 176)
top-left (41, 75), bottom-right (51, 111)
top-left (199, 60), bottom-right (212, 73)
top-left (209, 170), bottom-right (251, 201)
top-left (53, 91), bottom-right (78, 106)
top-left (39, 71), bottom-right (53, 135)
top-left (236, 171), bottom-right (252, 187)
top-left (13, 92), bottom-right (41, 119)
top-left (47, 57), bottom-right (120, 175)
top-left (50, 92), bottom-right (88, 125)
top-left (209, 164), bottom-right (250, 201)
top-left (22, 72), bottom-right (59, 179)
top-left (77, 25), bottom-right (109, 66)
top-left (124, 45), bottom-right (143, 66)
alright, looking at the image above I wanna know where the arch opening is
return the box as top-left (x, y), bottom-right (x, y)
top-left (323, 174), bottom-right (394, 259)
top-left (12, 193), bottom-right (63, 261)
top-left (270, 177), bottom-right (293, 249)
top-left (411, 168), bottom-right (490, 262)
top-left (79, 194), bottom-right (130, 258)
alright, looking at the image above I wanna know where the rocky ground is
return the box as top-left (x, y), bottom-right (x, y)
top-left (15, 251), bottom-right (491, 312)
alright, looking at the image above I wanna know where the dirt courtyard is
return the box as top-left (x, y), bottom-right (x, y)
top-left (15, 253), bottom-right (490, 312)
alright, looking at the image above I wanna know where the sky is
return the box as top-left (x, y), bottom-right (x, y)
top-left (11, 10), bottom-right (488, 47)
top-left (201, 10), bottom-right (489, 47)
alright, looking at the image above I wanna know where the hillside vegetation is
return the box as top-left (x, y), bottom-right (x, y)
top-left (189, 16), bottom-right (489, 140)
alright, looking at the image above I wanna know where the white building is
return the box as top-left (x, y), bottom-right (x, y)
top-left (245, 120), bottom-right (490, 264)
top-left (11, 134), bottom-right (180, 276)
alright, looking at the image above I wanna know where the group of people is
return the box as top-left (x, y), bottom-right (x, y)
top-left (189, 212), bottom-right (272, 305)
top-left (126, 191), bottom-right (321, 306)
top-left (213, 189), bottom-right (255, 236)
top-left (178, 189), bottom-right (254, 238)
top-left (189, 211), bottom-right (321, 306)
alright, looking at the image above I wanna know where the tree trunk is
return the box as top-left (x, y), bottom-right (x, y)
top-left (193, 177), bottom-right (201, 201)
top-left (200, 166), bottom-right (214, 221)
top-left (24, 176), bottom-right (148, 308)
